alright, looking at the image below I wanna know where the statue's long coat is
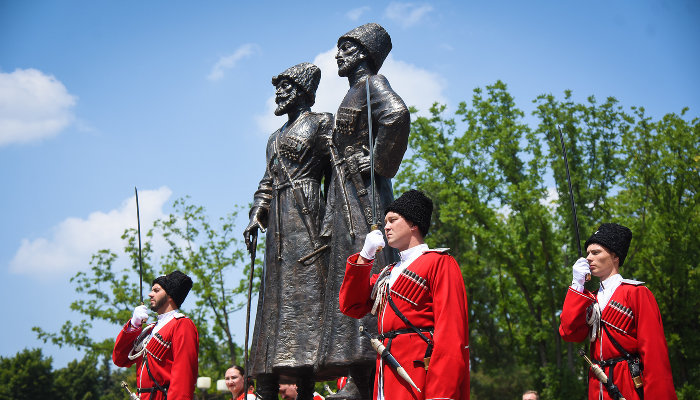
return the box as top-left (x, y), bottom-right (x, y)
top-left (317, 74), bottom-right (409, 379)
top-left (249, 111), bottom-right (333, 379)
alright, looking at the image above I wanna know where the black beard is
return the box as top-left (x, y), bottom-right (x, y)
top-left (274, 98), bottom-right (294, 116)
top-left (337, 61), bottom-right (351, 77)
top-left (150, 295), bottom-right (168, 312)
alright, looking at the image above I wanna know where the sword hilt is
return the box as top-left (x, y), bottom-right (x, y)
top-left (371, 224), bottom-right (383, 253)
top-left (120, 381), bottom-right (140, 400)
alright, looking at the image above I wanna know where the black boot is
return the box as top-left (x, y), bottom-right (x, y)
top-left (255, 373), bottom-right (279, 400)
top-left (295, 373), bottom-right (315, 400)
top-left (326, 367), bottom-right (372, 400)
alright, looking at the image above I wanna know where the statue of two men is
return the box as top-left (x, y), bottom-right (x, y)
top-left (244, 23), bottom-right (410, 400)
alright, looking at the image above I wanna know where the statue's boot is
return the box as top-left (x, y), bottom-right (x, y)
top-left (296, 373), bottom-right (315, 400)
top-left (255, 374), bottom-right (279, 400)
top-left (326, 367), bottom-right (372, 400)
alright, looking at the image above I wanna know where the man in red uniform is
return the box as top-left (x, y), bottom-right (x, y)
top-left (339, 190), bottom-right (470, 400)
top-left (113, 270), bottom-right (199, 399)
top-left (559, 223), bottom-right (676, 400)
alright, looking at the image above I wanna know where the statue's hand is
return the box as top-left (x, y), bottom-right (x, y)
top-left (244, 208), bottom-right (266, 252)
top-left (357, 153), bottom-right (371, 173)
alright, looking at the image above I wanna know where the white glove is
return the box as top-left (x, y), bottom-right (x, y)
top-left (360, 230), bottom-right (385, 260)
top-left (572, 257), bottom-right (590, 289)
top-left (130, 305), bottom-right (150, 328)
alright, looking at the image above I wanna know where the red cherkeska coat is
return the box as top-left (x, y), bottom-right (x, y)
top-left (559, 282), bottom-right (676, 400)
top-left (113, 314), bottom-right (199, 400)
top-left (339, 251), bottom-right (470, 400)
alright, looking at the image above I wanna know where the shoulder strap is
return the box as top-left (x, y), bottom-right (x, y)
top-left (387, 294), bottom-right (433, 355)
top-left (602, 323), bottom-right (633, 360)
top-left (144, 355), bottom-right (169, 398)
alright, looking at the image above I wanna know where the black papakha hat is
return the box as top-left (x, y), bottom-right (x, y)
top-left (385, 189), bottom-right (433, 237)
top-left (271, 62), bottom-right (322, 106)
top-left (584, 223), bottom-right (633, 266)
top-left (338, 23), bottom-right (392, 72)
top-left (152, 270), bottom-right (193, 308)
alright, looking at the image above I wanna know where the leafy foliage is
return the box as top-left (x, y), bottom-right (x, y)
top-left (33, 197), bottom-right (263, 382)
top-left (19, 82), bottom-right (698, 399)
top-left (0, 348), bottom-right (53, 400)
top-left (396, 81), bottom-right (699, 399)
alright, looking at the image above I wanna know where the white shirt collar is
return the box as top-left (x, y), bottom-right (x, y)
top-left (157, 309), bottom-right (178, 321)
top-left (597, 273), bottom-right (622, 310)
top-left (600, 273), bottom-right (622, 291)
top-left (399, 243), bottom-right (429, 263)
top-left (153, 309), bottom-right (179, 335)
top-left (389, 244), bottom-right (429, 287)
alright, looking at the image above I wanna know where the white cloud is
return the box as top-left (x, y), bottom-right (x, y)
top-left (254, 47), bottom-right (447, 134)
top-left (385, 2), bottom-right (433, 28)
top-left (207, 43), bottom-right (259, 81)
top-left (346, 6), bottom-right (371, 21)
top-left (0, 68), bottom-right (77, 147)
top-left (542, 186), bottom-right (560, 209)
top-left (9, 187), bottom-right (172, 280)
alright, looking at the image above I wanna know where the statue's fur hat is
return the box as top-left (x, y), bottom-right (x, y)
top-left (385, 189), bottom-right (433, 237)
top-left (152, 270), bottom-right (193, 308)
top-left (271, 62), bottom-right (321, 106)
top-left (584, 223), bottom-right (633, 266)
top-left (338, 23), bottom-right (392, 72)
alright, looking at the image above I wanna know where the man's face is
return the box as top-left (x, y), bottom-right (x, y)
top-left (336, 39), bottom-right (367, 77)
top-left (278, 384), bottom-right (297, 400)
top-left (384, 211), bottom-right (415, 252)
top-left (586, 243), bottom-right (620, 280)
top-left (274, 78), bottom-right (302, 116)
top-left (148, 283), bottom-right (169, 313)
top-left (522, 393), bottom-right (538, 400)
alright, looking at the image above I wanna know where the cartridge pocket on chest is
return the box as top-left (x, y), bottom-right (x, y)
top-left (279, 136), bottom-right (308, 162)
top-left (604, 300), bottom-right (635, 334)
top-left (390, 270), bottom-right (430, 306)
top-left (335, 107), bottom-right (361, 136)
top-left (146, 332), bottom-right (172, 362)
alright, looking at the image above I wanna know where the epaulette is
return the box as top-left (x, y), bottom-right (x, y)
top-left (621, 278), bottom-right (645, 286)
top-left (423, 248), bottom-right (450, 254)
top-left (174, 313), bottom-right (186, 319)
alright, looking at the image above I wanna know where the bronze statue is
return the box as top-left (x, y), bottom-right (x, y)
top-left (244, 62), bottom-right (333, 400)
top-left (317, 23), bottom-right (410, 400)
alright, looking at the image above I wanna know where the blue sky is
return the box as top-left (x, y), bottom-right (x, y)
top-left (1, 1), bottom-right (698, 369)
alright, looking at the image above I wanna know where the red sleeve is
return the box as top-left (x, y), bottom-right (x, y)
top-left (339, 253), bottom-right (375, 319)
top-left (559, 286), bottom-right (596, 343)
top-left (633, 287), bottom-right (677, 398)
top-left (424, 254), bottom-right (470, 400)
top-left (112, 322), bottom-right (140, 368)
top-left (168, 318), bottom-right (199, 400)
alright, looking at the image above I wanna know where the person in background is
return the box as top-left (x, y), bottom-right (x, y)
top-left (279, 384), bottom-right (325, 400)
top-left (225, 365), bottom-right (255, 400)
top-left (522, 390), bottom-right (539, 400)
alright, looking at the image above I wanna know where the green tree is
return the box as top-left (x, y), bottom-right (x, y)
top-left (616, 108), bottom-right (700, 397)
top-left (52, 356), bottom-right (100, 400)
top-left (33, 198), bottom-right (262, 382)
top-left (0, 348), bottom-right (54, 400)
top-left (396, 81), bottom-right (698, 399)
